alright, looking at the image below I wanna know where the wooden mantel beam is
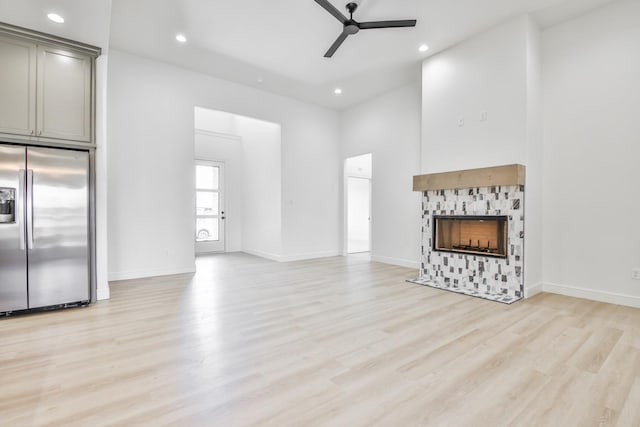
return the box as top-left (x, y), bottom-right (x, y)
top-left (413, 164), bottom-right (526, 192)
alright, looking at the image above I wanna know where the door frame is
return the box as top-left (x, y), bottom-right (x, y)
top-left (195, 159), bottom-right (226, 254)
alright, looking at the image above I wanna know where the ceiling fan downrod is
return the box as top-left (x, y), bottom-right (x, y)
top-left (346, 2), bottom-right (358, 19)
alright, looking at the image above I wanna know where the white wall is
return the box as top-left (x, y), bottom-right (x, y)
top-left (194, 108), bottom-right (237, 135)
top-left (340, 83), bottom-right (422, 268)
top-left (421, 17), bottom-right (529, 174)
top-left (525, 17), bottom-right (543, 292)
top-left (194, 131), bottom-right (244, 252)
top-left (421, 16), bottom-right (543, 290)
top-left (280, 107), bottom-right (341, 261)
top-left (107, 49), bottom-right (340, 280)
top-left (541, 0), bottom-right (640, 306)
top-left (236, 116), bottom-right (282, 258)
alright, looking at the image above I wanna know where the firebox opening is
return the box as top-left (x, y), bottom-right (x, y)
top-left (433, 215), bottom-right (508, 258)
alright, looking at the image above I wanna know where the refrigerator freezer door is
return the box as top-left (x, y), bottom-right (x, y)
top-left (26, 147), bottom-right (89, 308)
top-left (0, 144), bottom-right (28, 312)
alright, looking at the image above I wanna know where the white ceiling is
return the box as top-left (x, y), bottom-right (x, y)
top-left (0, 0), bottom-right (618, 110)
top-left (0, 0), bottom-right (112, 49)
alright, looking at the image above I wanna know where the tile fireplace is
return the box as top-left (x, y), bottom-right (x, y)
top-left (409, 165), bottom-right (526, 304)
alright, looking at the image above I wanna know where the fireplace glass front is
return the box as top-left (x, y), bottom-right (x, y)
top-left (433, 215), bottom-right (508, 258)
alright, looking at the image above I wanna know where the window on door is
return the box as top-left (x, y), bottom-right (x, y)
top-left (195, 163), bottom-right (219, 242)
top-left (195, 161), bottom-right (225, 255)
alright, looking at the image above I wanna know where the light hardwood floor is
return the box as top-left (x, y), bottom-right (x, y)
top-left (1, 253), bottom-right (639, 426)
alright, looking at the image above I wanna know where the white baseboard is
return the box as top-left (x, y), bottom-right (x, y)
top-left (241, 248), bottom-right (283, 262)
top-left (96, 285), bottom-right (110, 301)
top-left (371, 255), bottom-right (420, 269)
top-left (542, 282), bottom-right (640, 308)
top-left (279, 251), bottom-right (341, 262)
top-left (525, 282), bottom-right (543, 298)
top-left (108, 265), bottom-right (196, 282)
top-left (242, 249), bottom-right (340, 263)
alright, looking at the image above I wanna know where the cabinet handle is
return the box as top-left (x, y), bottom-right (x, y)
top-left (30, 130), bottom-right (34, 136)
top-left (37, 130), bottom-right (42, 136)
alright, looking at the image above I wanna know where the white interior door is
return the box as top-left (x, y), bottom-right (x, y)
top-left (195, 161), bottom-right (225, 253)
top-left (347, 177), bottom-right (371, 254)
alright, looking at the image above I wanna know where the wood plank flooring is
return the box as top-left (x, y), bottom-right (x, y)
top-left (1, 253), bottom-right (639, 426)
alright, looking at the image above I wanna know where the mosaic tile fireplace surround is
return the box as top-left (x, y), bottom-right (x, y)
top-left (409, 165), bottom-right (526, 304)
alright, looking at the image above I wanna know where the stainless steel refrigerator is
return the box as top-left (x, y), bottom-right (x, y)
top-left (0, 144), bottom-right (90, 314)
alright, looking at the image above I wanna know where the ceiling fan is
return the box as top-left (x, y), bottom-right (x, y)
top-left (314, 0), bottom-right (417, 58)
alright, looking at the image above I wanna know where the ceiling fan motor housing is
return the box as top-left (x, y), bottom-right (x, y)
top-left (346, 2), bottom-right (359, 15)
top-left (345, 23), bottom-right (359, 34)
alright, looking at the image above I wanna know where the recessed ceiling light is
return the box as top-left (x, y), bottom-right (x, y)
top-left (176, 34), bottom-right (187, 43)
top-left (334, 88), bottom-right (343, 95)
top-left (47, 13), bottom-right (64, 24)
top-left (419, 44), bottom-right (430, 53)
top-left (257, 77), bottom-right (264, 84)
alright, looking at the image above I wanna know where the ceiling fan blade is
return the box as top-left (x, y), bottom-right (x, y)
top-left (324, 31), bottom-right (350, 58)
top-left (358, 19), bottom-right (417, 29)
top-left (314, 0), bottom-right (348, 24)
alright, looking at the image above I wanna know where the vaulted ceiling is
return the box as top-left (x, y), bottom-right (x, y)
top-left (0, 0), bottom-right (618, 109)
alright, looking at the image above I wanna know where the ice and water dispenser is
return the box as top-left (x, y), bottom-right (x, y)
top-left (0, 188), bottom-right (16, 224)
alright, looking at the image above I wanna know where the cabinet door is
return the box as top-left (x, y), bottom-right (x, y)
top-left (0, 36), bottom-right (36, 137)
top-left (36, 45), bottom-right (92, 142)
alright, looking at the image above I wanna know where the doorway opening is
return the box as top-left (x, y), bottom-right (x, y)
top-left (194, 107), bottom-right (282, 256)
top-left (345, 153), bottom-right (372, 254)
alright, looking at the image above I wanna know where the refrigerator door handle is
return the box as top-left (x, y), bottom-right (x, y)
top-left (18, 169), bottom-right (26, 251)
top-left (26, 169), bottom-right (34, 250)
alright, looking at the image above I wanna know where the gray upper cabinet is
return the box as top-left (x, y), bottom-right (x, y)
top-left (0, 26), bottom-right (98, 145)
top-left (0, 35), bottom-right (36, 137)
top-left (36, 45), bottom-right (92, 142)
